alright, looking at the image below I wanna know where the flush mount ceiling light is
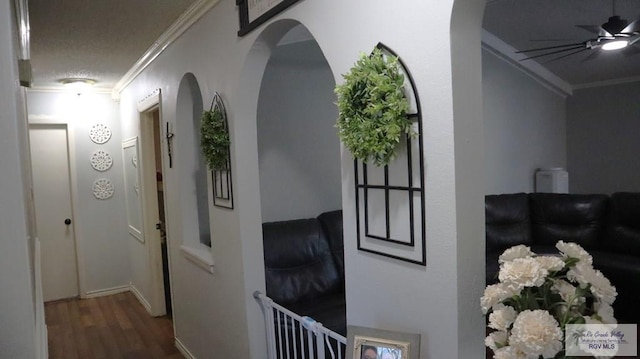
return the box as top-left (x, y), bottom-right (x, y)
top-left (60, 78), bottom-right (96, 93)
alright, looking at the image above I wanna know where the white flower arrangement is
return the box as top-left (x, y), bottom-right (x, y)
top-left (482, 241), bottom-right (618, 359)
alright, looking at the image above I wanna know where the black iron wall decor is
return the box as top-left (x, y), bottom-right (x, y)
top-left (351, 43), bottom-right (426, 265)
top-left (236, 0), bottom-right (304, 36)
top-left (201, 92), bottom-right (234, 209)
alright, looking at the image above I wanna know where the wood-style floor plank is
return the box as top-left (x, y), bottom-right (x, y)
top-left (45, 292), bottom-right (181, 359)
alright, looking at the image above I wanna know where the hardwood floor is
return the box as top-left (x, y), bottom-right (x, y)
top-left (45, 291), bottom-right (183, 359)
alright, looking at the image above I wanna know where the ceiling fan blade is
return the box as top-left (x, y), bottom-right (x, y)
top-left (520, 46), bottom-right (585, 61)
top-left (544, 48), bottom-right (590, 63)
top-left (580, 49), bottom-right (600, 62)
top-left (516, 42), bottom-right (585, 53)
top-left (576, 25), bottom-right (613, 37)
top-left (621, 19), bottom-right (640, 34)
top-left (529, 39), bottom-right (581, 42)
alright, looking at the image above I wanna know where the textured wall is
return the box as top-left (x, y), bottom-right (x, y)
top-left (567, 82), bottom-right (640, 194)
top-left (483, 49), bottom-right (567, 194)
top-left (257, 39), bottom-right (341, 223)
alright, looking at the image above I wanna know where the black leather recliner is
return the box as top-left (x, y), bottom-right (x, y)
top-left (262, 210), bottom-right (346, 335)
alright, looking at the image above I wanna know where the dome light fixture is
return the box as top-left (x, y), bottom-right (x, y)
top-left (60, 78), bottom-right (96, 93)
top-left (601, 39), bottom-right (629, 51)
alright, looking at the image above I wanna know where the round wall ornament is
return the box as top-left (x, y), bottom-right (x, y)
top-left (335, 47), bottom-right (413, 167)
top-left (92, 178), bottom-right (114, 200)
top-left (89, 123), bottom-right (112, 144)
top-left (90, 150), bottom-right (113, 172)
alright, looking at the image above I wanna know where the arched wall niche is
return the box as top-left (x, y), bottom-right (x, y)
top-left (256, 23), bottom-right (341, 223)
top-left (175, 72), bottom-right (211, 249)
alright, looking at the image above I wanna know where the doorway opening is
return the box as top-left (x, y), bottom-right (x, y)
top-left (139, 96), bottom-right (173, 318)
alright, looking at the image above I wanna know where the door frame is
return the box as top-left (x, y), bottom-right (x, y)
top-left (137, 89), bottom-right (173, 317)
top-left (28, 116), bottom-right (87, 298)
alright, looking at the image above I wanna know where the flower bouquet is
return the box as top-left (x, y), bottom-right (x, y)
top-left (482, 241), bottom-right (618, 358)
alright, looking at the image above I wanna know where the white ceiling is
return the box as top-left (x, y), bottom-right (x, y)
top-left (28, 0), bottom-right (195, 90)
top-left (483, 0), bottom-right (640, 86)
top-left (27, 1), bottom-right (639, 91)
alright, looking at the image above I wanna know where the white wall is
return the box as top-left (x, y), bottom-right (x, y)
top-left (483, 49), bottom-right (567, 194)
top-left (257, 39), bottom-right (341, 222)
top-left (567, 82), bottom-right (640, 194)
top-left (0, 1), bottom-right (38, 357)
top-left (117, 0), bottom-right (486, 357)
top-left (27, 91), bottom-right (131, 295)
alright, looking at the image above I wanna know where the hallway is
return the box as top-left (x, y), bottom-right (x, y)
top-left (45, 292), bottom-right (182, 359)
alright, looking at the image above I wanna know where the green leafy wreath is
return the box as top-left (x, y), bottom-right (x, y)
top-left (200, 100), bottom-right (230, 171)
top-left (335, 48), bottom-right (413, 167)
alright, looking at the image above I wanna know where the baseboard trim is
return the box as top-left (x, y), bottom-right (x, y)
top-left (175, 338), bottom-right (196, 359)
top-left (39, 324), bottom-right (48, 359)
top-left (129, 284), bottom-right (153, 315)
top-left (84, 285), bottom-right (131, 299)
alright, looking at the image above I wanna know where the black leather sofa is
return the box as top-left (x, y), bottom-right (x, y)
top-left (262, 210), bottom-right (346, 335)
top-left (486, 192), bottom-right (640, 323)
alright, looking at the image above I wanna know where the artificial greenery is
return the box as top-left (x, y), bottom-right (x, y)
top-left (200, 107), bottom-right (230, 170)
top-left (335, 48), bottom-right (413, 167)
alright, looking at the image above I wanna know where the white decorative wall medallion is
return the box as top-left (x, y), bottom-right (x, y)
top-left (92, 178), bottom-right (114, 200)
top-left (90, 150), bottom-right (113, 172)
top-left (89, 124), bottom-right (112, 144)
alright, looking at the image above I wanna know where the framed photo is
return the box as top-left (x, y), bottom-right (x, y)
top-left (346, 325), bottom-right (421, 359)
top-left (236, 0), bottom-right (304, 36)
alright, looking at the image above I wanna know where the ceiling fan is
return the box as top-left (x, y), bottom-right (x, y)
top-left (518, 1), bottom-right (640, 62)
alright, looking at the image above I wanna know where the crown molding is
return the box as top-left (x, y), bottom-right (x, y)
top-left (111, 0), bottom-right (220, 100)
top-left (481, 30), bottom-right (573, 97)
top-left (573, 75), bottom-right (640, 90)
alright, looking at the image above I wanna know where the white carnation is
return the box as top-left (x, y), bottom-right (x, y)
top-left (551, 279), bottom-right (582, 304)
top-left (499, 245), bottom-right (534, 264)
top-left (489, 304), bottom-right (517, 331)
top-left (480, 283), bottom-right (517, 314)
top-left (535, 255), bottom-right (565, 272)
top-left (556, 240), bottom-right (593, 265)
top-left (567, 262), bottom-right (617, 305)
top-left (485, 330), bottom-right (508, 351)
top-left (594, 302), bottom-right (617, 324)
top-left (589, 269), bottom-right (617, 305)
top-left (499, 257), bottom-right (548, 291)
top-left (493, 346), bottom-right (533, 359)
top-left (509, 310), bottom-right (563, 358)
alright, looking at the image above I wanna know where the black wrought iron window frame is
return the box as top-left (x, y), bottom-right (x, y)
top-left (354, 43), bottom-right (426, 266)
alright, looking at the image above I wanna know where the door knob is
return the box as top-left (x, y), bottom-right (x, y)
top-left (64, 218), bottom-right (72, 225)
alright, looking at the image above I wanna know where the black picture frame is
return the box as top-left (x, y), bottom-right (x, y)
top-left (236, 0), bottom-right (303, 36)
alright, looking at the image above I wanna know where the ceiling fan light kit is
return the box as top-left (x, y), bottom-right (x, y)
top-left (602, 39), bottom-right (629, 51)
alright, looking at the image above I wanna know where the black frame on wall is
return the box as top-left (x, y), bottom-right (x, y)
top-left (354, 43), bottom-right (426, 266)
top-left (236, 0), bottom-right (303, 36)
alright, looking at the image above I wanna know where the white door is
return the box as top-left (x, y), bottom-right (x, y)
top-left (29, 124), bottom-right (79, 301)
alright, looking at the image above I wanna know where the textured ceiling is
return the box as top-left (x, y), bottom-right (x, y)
top-left (28, 1), bottom-right (640, 91)
top-left (28, 0), bottom-right (195, 90)
top-left (483, 0), bottom-right (640, 86)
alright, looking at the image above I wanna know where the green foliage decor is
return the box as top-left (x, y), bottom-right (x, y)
top-left (335, 48), bottom-right (413, 167)
top-left (200, 107), bottom-right (230, 170)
